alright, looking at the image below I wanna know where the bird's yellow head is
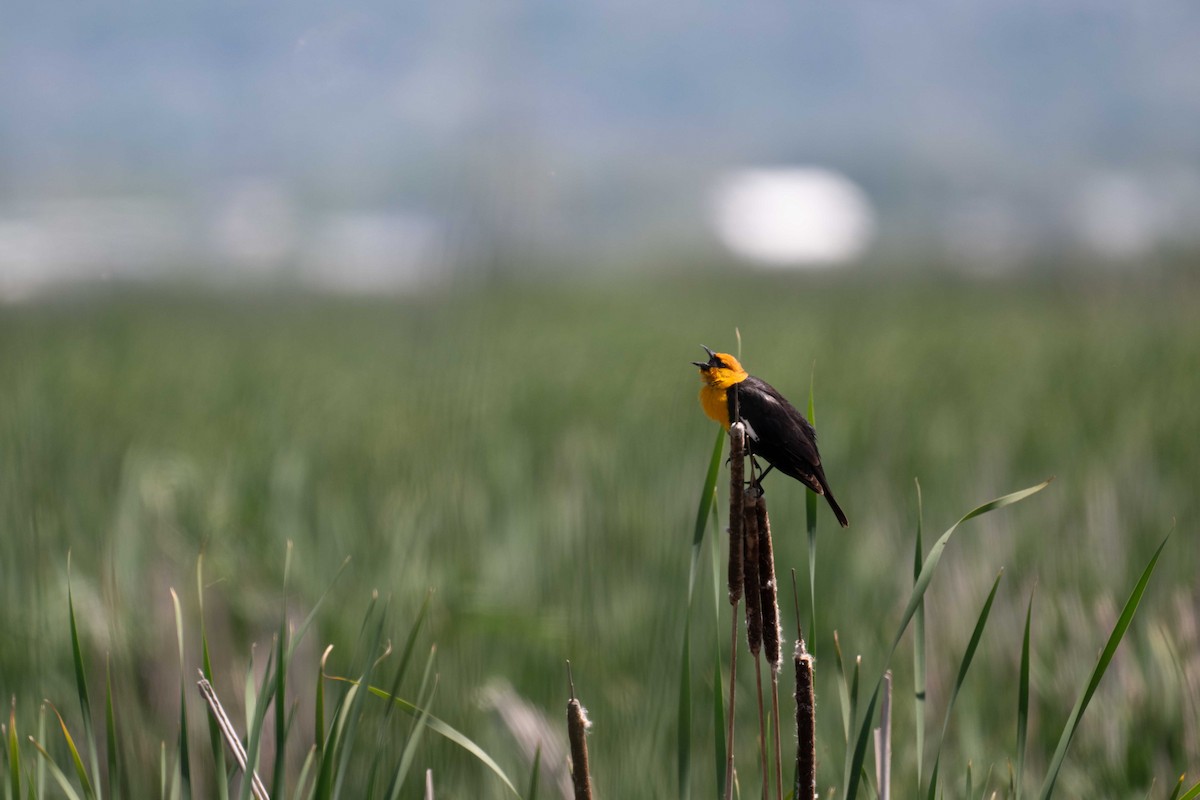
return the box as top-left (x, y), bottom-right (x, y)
top-left (693, 346), bottom-right (748, 388)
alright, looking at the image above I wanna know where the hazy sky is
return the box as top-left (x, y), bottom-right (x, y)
top-left (3, 0), bottom-right (1199, 281)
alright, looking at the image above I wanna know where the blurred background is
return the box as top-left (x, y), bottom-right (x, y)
top-left (4, 0), bottom-right (1200, 293)
top-left (2, 1), bottom-right (1199, 797)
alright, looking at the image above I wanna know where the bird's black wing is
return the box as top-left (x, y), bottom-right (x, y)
top-left (731, 376), bottom-right (822, 485)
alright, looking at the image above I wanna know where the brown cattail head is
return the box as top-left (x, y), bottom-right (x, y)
top-left (755, 493), bottom-right (782, 671)
top-left (742, 488), bottom-right (763, 655)
top-left (728, 422), bottom-right (746, 605)
top-left (794, 640), bottom-right (816, 800)
top-left (567, 696), bottom-right (593, 800)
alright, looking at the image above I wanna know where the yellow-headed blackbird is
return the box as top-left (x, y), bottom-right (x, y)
top-left (694, 346), bottom-right (848, 527)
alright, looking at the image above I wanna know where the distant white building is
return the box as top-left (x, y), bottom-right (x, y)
top-left (710, 167), bottom-right (875, 268)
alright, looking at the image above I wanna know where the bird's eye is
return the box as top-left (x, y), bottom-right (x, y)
top-left (715, 360), bottom-right (727, 369)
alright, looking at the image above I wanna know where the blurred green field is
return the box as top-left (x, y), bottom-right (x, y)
top-left (2, 275), bottom-right (1198, 797)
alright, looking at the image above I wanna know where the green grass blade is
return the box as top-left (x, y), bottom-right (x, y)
top-left (330, 603), bottom-right (386, 800)
top-left (710, 499), bottom-right (727, 798)
top-left (66, 562), bottom-right (102, 795)
top-left (526, 745), bottom-right (541, 800)
top-left (1036, 532), bottom-right (1171, 800)
top-left (679, 426), bottom-right (723, 799)
top-left (383, 589), bottom-right (433, 722)
top-left (316, 648), bottom-right (330, 758)
top-left (677, 619), bottom-right (693, 800)
top-left (272, 594), bottom-right (288, 800)
top-left (926, 571), bottom-right (1004, 800)
top-left (690, 428), bottom-right (725, 598)
top-left (104, 659), bottom-right (121, 800)
top-left (1016, 588), bottom-right (1035, 800)
top-left (284, 556), bottom-right (351, 664)
top-left (339, 678), bottom-right (520, 796)
top-left (833, 632), bottom-right (851, 743)
top-left (847, 479), bottom-right (1052, 800)
top-left (8, 700), bottom-right (21, 800)
top-left (27, 738), bottom-right (83, 800)
top-left (1176, 777), bottom-right (1200, 800)
top-left (806, 371), bottom-right (818, 654)
top-left (236, 646), bottom-right (278, 800)
top-left (170, 589), bottom-right (192, 800)
top-left (45, 705), bottom-right (94, 800)
top-left (913, 478), bottom-right (926, 789)
top-left (841, 653), bottom-right (861, 791)
top-left (388, 651), bottom-right (438, 799)
top-left (196, 556), bottom-right (229, 800)
top-left (36, 700), bottom-right (47, 800)
top-left (294, 746), bottom-right (317, 800)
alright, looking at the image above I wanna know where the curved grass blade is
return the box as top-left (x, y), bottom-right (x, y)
top-left (388, 652), bottom-right (438, 799)
top-left (1016, 588), bottom-right (1035, 800)
top-left (710, 499), bottom-right (727, 797)
top-left (330, 605), bottom-right (386, 800)
top-left (170, 589), bottom-right (193, 800)
top-left (236, 647), bottom-right (278, 800)
top-left (27, 738), bottom-right (84, 800)
top-left (1036, 532), bottom-right (1171, 800)
top-left (46, 704), bottom-right (94, 800)
top-left (925, 571), bottom-right (1004, 800)
top-left (330, 677), bottom-right (519, 796)
top-left (272, 544), bottom-right (292, 800)
top-left (679, 426), bottom-right (724, 799)
top-left (846, 479), bottom-right (1052, 800)
top-left (8, 699), bottom-right (21, 800)
top-left (105, 658), bottom-right (123, 800)
top-left (383, 590), bottom-right (433, 723)
top-left (1177, 777), bottom-right (1200, 800)
top-left (66, 560), bottom-right (102, 795)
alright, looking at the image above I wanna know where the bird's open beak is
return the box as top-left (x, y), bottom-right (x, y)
top-left (693, 344), bottom-right (717, 369)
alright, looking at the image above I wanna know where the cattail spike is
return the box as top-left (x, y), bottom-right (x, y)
top-left (755, 494), bottom-right (782, 671)
top-left (794, 640), bottom-right (816, 800)
top-left (741, 489), bottom-right (763, 655)
top-left (567, 692), bottom-right (593, 800)
top-left (728, 422), bottom-right (746, 604)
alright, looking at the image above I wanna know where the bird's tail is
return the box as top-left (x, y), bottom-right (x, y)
top-left (816, 472), bottom-right (849, 528)
top-left (825, 491), bottom-right (849, 528)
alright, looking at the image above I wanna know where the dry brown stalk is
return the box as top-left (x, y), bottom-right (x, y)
top-left (197, 675), bottom-right (271, 800)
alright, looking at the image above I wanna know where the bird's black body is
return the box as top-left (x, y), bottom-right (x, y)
top-left (731, 375), bottom-right (849, 528)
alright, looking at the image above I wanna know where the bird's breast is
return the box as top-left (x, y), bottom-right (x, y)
top-left (699, 384), bottom-right (731, 428)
